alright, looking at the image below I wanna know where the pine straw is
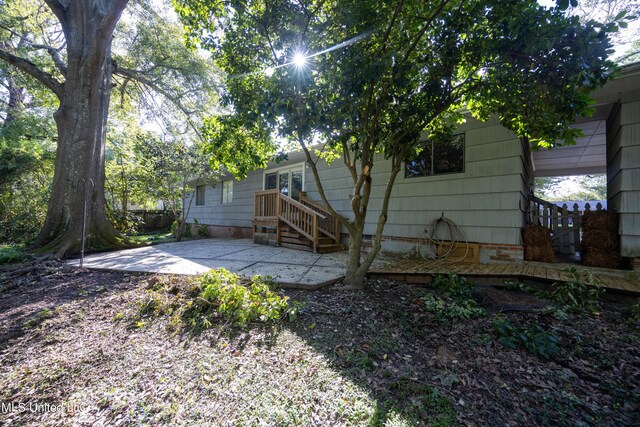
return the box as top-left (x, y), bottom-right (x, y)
top-left (522, 226), bottom-right (553, 246)
top-left (582, 211), bottom-right (618, 235)
top-left (581, 249), bottom-right (623, 270)
top-left (522, 226), bottom-right (556, 262)
top-left (0, 264), bottom-right (639, 426)
top-left (581, 211), bottom-right (621, 269)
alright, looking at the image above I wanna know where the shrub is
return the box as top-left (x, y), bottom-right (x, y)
top-left (432, 273), bottom-right (474, 299)
top-left (192, 269), bottom-right (290, 326)
top-left (109, 210), bottom-right (144, 234)
top-left (171, 219), bottom-right (192, 238)
top-left (493, 317), bottom-right (559, 359)
top-left (134, 269), bottom-right (297, 332)
top-left (422, 294), bottom-right (486, 320)
top-left (628, 298), bottom-right (640, 322)
top-left (423, 273), bottom-right (486, 320)
top-left (551, 268), bottom-right (605, 314)
top-left (193, 218), bottom-right (209, 237)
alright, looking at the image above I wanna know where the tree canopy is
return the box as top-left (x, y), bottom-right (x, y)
top-left (176, 0), bottom-right (616, 286)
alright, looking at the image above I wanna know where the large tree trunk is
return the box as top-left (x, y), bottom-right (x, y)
top-left (36, 1), bottom-right (128, 257)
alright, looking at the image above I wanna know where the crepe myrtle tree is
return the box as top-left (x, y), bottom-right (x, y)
top-left (0, 0), bottom-right (220, 256)
top-left (176, 0), bottom-right (615, 288)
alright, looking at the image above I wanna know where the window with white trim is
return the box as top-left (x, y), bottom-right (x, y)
top-left (222, 180), bottom-right (233, 204)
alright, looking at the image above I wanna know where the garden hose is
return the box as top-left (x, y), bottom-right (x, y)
top-left (420, 213), bottom-right (470, 262)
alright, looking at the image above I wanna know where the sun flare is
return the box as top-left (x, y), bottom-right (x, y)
top-left (292, 52), bottom-right (307, 68)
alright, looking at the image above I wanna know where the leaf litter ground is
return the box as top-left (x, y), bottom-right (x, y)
top-left (0, 260), bottom-right (638, 426)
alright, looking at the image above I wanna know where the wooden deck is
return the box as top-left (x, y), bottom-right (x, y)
top-left (370, 259), bottom-right (640, 295)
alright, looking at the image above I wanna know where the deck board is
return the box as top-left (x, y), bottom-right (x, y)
top-left (372, 257), bottom-right (640, 295)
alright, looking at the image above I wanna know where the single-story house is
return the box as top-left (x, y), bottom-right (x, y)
top-left (185, 62), bottom-right (640, 268)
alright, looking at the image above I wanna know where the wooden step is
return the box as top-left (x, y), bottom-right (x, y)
top-left (280, 242), bottom-right (343, 253)
top-left (282, 233), bottom-right (335, 244)
top-left (281, 230), bottom-right (303, 238)
top-left (280, 242), bottom-right (314, 252)
top-left (281, 229), bottom-right (335, 242)
top-left (317, 236), bottom-right (334, 245)
top-left (280, 236), bottom-right (312, 246)
top-left (278, 223), bottom-right (343, 253)
top-left (317, 243), bottom-right (344, 253)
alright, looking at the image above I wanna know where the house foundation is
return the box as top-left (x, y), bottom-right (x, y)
top-left (368, 234), bottom-right (524, 263)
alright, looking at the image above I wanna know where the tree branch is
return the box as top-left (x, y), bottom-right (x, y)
top-left (379, 0), bottom-right (404, 54)
top-left (43, 0), bottom-right (70, 33)
top-left (31, 43), bottom-right (67, 76)
top-left (402, 0), bottom-right (450, 63)
top-left (362, 158), bottom-right (402, 268)
top-left (0, 48), bottom-right (64, 99)
top-left (341, 140), bottom-right (358, 184)
top-left (114, 65), bottom-right (204, 140)
top-left (101, 0), bottom-right (131, 36)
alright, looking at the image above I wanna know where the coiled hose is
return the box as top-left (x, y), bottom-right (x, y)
top-left (420, 213), bottom-right (470, 262)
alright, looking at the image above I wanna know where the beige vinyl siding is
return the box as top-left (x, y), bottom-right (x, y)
top-left (607, 94), bottom-right (640, 257)
top-left (302, 117), bottom-right (527, 246)
top-left (519, 137), bottom-right (535, 237)
top-left (186, 171), bottom-right (263, 228)
top-left (186, 116), bottom-right (529, 247)
top-left (393, 118), bottom-right (524, 246)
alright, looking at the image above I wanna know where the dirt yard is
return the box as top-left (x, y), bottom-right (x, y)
top-left (0, 260), bottom-right (638, 426)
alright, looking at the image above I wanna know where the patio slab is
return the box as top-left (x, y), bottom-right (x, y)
top-left (67, 238), bottom-right (352, 288)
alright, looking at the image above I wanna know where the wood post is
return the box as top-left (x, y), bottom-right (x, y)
top-left (313, 214), bottom-right (318, 253)
top-left (276, 193), bottom-right (282, 246)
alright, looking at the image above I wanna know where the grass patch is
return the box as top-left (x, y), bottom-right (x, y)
top-left (22, 308), bottom-right (56, 329)
top-left (127, 232), bottom-right (175, 245)
top-left (0, 244), bottom-right (27, 264)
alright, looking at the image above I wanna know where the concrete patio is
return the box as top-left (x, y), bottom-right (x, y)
top-left (67, 238), bottom-right (363, 287)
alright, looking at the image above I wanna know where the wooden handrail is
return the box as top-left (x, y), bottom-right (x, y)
top-left (281, 194), bottom-right (326, 219)
top-left (254, 189), bottom-right (279, 220)
top-left (255, 189), bottom-right (279, 196)
top-left (278, 194), bottom-right (317, 242)
top-left (299, 194), bottom-right (329, 215)
top-left (254, 191), bottom-right (331, 252)
top-left (300, 194), bottom-right (341, 242)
